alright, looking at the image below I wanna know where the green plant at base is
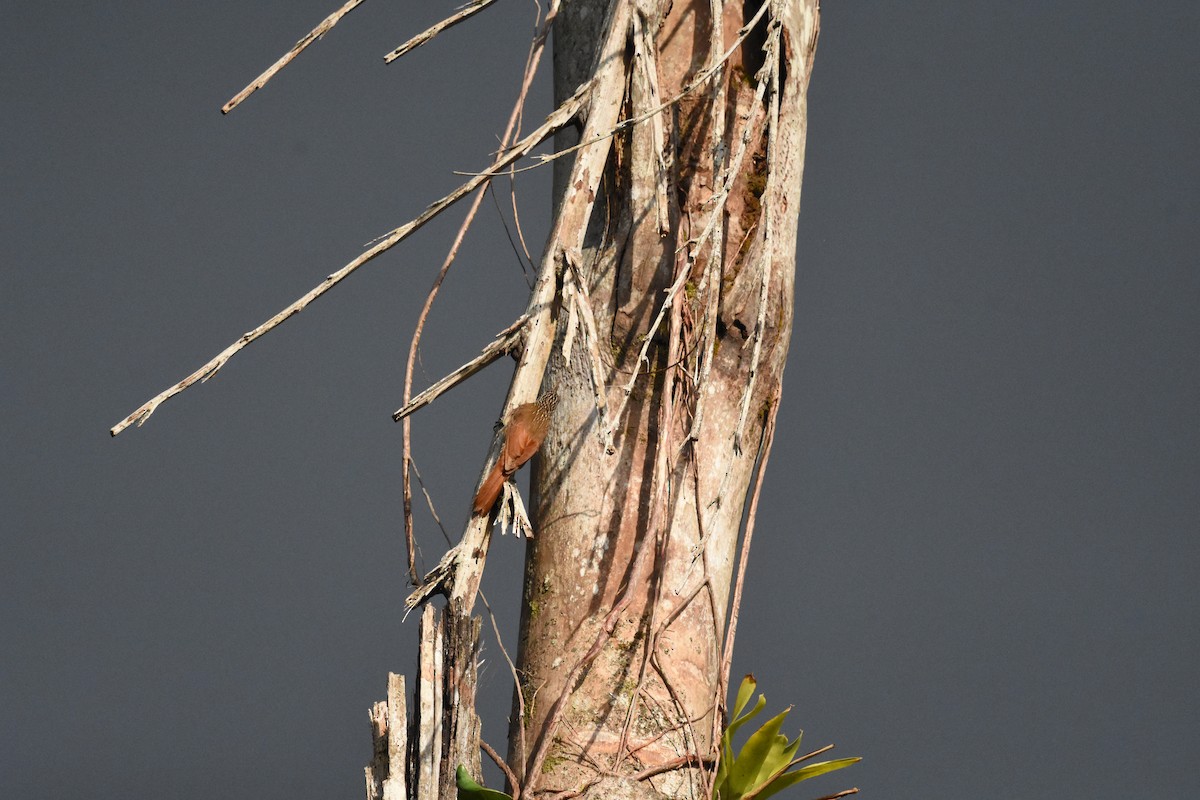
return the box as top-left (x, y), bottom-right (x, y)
top-left (456, 764), bottom-right (513, 800)
top-left (713, 676), bottom-right (860, 800)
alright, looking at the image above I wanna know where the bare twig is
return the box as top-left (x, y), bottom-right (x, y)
top-left (602, 19), bottom-right (776, 450)
top-left (630, 753), bottom-right (715, 782)
top-left (400, 199), bottom-right (486, 582)
top-left (562, 251), bottom-right (612, 449)
top-left (399, 0), bottom-right (558, 578)
top-left (384, 0), bottom-right (499, 63)
top-left (410, 0), bottom-right (623, 618)
top-left (794, 743), bottom-right (836, 763)
top-left (488, 183), bottom-right (535, 282)
top-left (602, 258), bottom-right (692, 451)
top-left (507, 177), bottom-right (535, 272)
top-left (222, 0), bottom-right (368, 114)
top-left (733, 20), bottom-right (781, 453)
top-left (480, 739), bottom-right (522, 800)
top-left (402, 181), bottom-right (500, 579)
top-left (812, 790), bottom-right (859, 800)
top-left (448, 0), bottom-right (773, 183)
top-left (682, 0), bottom-right (730, 453)
top-left (544, 776), bottom-right (601, 800)
top-left (714, 389), bottom-right (779, 747)
top-left (112, 82), bottom-right (587, 436)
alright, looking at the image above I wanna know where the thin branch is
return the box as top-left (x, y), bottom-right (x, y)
top-left (614, 240), bottom-right (692, 769)
top-left (733, 20), bottom-right (781, 452)
top-left (811, 790), bottom-right (859, 800)
top-left (714, 389), bottom-right (780, 746)
top-left (483, 593), bottom-right (527, 792)
top-left (602, 21), bottom-right (775, 449)
top-left (682, 0), bottom-right (730, 453)
top-left (488, 183), bottom-right (534, 282)
top-left (221, 0), bottom-right (368, 114)
top-left (480, 739), bottom-right (522, 800)
top-left (630, 753), bottom-right (715, 782)
top-left (534, 0), bottom-right (771, 169)
top-left (399, 0), bottom-right (555, 578)
top-left (384, 0), bottom-right (499, 63)
top-left (543, 777), bottom-right (600, 800)
top-left (402, 168), bottom-right (503, 575)
top-left (448, 0), bottom-right (773, 182)
top-left (794, 743), bottom-right (836, 764)
top-left (112, 82), bottom-right (588, 436)
top-left (602, 258), bottom-right (692, 451)
top-left (401, 200), bottom-right (486, 583)
top-left (395, 314), bottom-right (528, 420)
top-left (507, 175), bottom-right (535, 273)
top-left (563, 251), bottom-right (612, 449)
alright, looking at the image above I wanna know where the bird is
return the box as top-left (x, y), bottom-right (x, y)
top-left (472, 390), bottom-right (558, 515)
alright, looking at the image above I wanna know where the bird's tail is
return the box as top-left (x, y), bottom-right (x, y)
top-left (473, 461), bottom-right (506, 515)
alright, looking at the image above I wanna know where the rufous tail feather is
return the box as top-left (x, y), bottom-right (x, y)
top-left (473, 462), bottom-right (506, 515)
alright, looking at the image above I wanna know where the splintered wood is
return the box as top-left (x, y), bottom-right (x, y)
top-left (366, 604), bottom-right (482, 800)
top-left (365, 673), bottom-right (407, 800)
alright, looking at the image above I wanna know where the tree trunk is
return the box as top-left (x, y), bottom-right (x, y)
top-left (509, 1), bottom-right (820, 797)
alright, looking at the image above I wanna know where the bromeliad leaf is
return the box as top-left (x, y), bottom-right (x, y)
top-left (748, 757), bottom-right (862, 800)
top-left (716, 676), bottom-right (768, 792)
top-left (732, 674), bottom-right (758, 721)
top-left (713, 676), bottom-right (858, 800)
top-left (725, 707), bottom-right (793, 798)
top-left (455, 764), bottom-right (514, 800)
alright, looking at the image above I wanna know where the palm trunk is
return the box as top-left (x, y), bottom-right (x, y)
top-left (509, 1), bottom-right (820, 797)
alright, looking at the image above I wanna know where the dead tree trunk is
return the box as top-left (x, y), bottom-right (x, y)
top-left (369, 1), bottom-right (819, 798)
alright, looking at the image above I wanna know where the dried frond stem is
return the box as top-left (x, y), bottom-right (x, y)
top-left (400, 0), bottom-right (558, 579)
top-left (394, 315), bottom-right (528, 421)
top-left (384, 0), bottom-right (499, 63)
top-left (812, 790), bottom-right (860, 800)
top-left (221, 0), bottom-right (368, 114)
top-left (112, 84), bottom-right (588, 436)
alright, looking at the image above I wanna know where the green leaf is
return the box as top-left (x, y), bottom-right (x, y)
top-left (716, 687), bottom-right (767, 794)
top-left (726, 693), bottom-right (767, 744)
top-left (749, 729), bottom-right (802, 791)
top-left (455, 764), bottom-right (514, 800)
top-left (749, 758), bottom-right (862, 800)
top-left (732, 675), bottom-right (758, 721)
top-left (726, 708), bottom-right (793, 798)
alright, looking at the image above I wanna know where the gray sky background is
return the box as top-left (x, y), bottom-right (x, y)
top-left (3, 2), bottom-right (1197, 799)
